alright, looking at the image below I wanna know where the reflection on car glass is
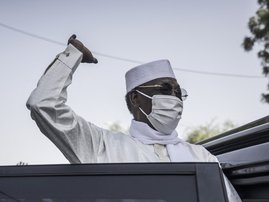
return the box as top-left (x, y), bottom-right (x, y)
top-left (95, 200), bottom-right (167, 202)
top-left (0, 190), bottom-right (21, 202)
top-left (0, 199), bottom-right (168, 202)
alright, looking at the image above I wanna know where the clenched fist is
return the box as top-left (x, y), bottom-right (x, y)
top-left (68, 34), bottom-right (98, 64)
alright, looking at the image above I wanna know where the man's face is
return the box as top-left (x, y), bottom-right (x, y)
top-left (131, 77), bottom-right (181, 130)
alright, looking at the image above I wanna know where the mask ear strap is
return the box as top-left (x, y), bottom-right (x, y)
top-left (135, 90), bottom-right (151, 117)
top-left (136, 90), bottom-right (152, 99)
top-left (138, 106), bottom-right (149, 117)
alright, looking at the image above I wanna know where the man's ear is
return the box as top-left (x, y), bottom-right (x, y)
top-left (130, 91), bottom-right (139, 108)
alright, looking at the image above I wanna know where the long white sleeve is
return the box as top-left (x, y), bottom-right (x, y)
top-left (26, 44), bottom-right (105, 163)
top-left (26, 45), bottom-right (162, 164)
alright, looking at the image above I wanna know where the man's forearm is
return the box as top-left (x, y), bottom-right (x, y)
top-left (27, 44), bottom-right (83, 109)
top-left (26, 44), bottom-right (84, 163)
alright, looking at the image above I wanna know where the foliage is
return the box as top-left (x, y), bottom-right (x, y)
top-left (243, 0), bottom-right (269, 102)
top-left (186, 120), bottom-right (237, 144)
top-left (16, 161), bottom-right (28, 166)
top-left (107, 122), bottom-right (127, 133)
top-left (107, 120), bottom-right (237, 144)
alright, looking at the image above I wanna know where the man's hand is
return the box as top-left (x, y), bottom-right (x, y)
top-left (68, 34), bottom-right (98, 64)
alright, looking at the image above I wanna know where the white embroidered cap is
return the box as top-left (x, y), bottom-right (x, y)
top-left (125, 59), bottom-right (176, 93)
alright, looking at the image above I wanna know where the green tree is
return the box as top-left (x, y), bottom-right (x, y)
top-left (107, 121), bottom-right (127, 133)
top-left (243, 0), bottom-right (269, 102)
top-left (16, 161), bottom-right (28, 166)
top-left (186, 120), bottom-right (237, 144)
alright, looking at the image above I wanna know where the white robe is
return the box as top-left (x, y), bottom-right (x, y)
top-left (26, 44), bottom-right (241, 202)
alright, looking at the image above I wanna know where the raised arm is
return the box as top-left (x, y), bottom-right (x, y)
top-left (26, 35), bottom-right (102, 163)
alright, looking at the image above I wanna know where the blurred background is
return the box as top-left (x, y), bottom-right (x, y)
top-left (0, 0), bottom-right (268, 165)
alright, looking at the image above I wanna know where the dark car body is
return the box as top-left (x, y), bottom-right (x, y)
top-left (200, 116), bottom-right (269, 201)
top-left (0, 163), bottom-right (227, 202)
top-left (0, 116), bottom-right (268, 202)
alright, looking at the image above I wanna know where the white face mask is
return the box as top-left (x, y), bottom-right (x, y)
top-left (136, 90), bottom-right (183, 135)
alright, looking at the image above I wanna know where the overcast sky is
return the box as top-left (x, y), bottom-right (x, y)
top-left (0, 0), bottom-right (268, 165)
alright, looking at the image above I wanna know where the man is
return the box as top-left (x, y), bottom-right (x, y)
top-left (27, 35), bottom-right (241, 201)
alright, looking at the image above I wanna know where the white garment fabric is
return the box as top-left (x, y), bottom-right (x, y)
top-left (26, 44), bottom-right (241, 202)
top-left (129, 120), bottom-right (196, 162)
top-left (125, 59), bottom-right (175, 92)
